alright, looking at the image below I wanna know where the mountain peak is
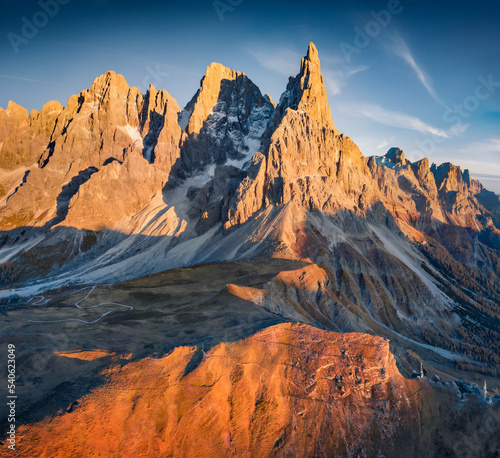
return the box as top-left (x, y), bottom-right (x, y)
top-left (306, 41), bottom-right (319, 61)
top-left (298, 41), bottom-right (322, 88)
top-left (385, 147), bottom-right (407, 166)
top-left (276, 42), bottom-right (338, 134)
top-left (183, 62), bottom-right (249, 137)
top-left (5, 100), bottom-right (28, 117)
top-left (88, 70), bottom-right (130, 98)
top-left (298, 42), bottom-right (337, 133)
top-left (206, 62), bottom-right (241, 79)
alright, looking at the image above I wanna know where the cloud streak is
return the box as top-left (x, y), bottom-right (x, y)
top-left (459, 138), bottom-right (500, 154)
top-left (0, 74), bottom-right (46, 83)
top-left (385, 33), bottom-right (446, 107)
top-left (377, 139), bottom-right (389, 150)
top-left (377, 136), bottom-right (396, 150)
top-left (356, 104), bottom-right (450, 138)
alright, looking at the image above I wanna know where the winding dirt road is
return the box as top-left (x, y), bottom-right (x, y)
top-left (26, 285), bottom-right (133, 324)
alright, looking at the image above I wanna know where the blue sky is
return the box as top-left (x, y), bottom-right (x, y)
top-left (1, 0), bottom-right (499, 192)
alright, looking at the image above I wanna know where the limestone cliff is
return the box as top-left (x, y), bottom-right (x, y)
top-left (0, 71), bottom-right (182, 231)
top-left (178, 62), bottom-right (275, 175)
top-left (224, 42), bottom-right (375, 229)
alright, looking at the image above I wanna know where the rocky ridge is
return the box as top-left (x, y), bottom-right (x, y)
top-left (16, 323), bottom-right (425, 457)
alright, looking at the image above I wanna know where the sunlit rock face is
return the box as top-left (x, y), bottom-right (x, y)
top-left (16, 323), bottom-right (424, 457)
top-left (224, 41), bottom-right (375, 229)
top-left (0, 71), bottom-right (182, 232)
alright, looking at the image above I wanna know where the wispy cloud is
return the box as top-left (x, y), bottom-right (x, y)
top-left (459, 138), bottom-right (500, 155)
top-left (377, 139), bottom-right (389, 150)
top-left (450, 123), bottom-right (470, 136)
top-left (377, 136), bottom-right (395, 150)
top-left (322, 66), bottom-right (368, 96)
top-left (0, 74), bottom-right (46, 83)
top-left (385, 33), bottom-right (445, 107)
top-left (356, 104), bottom-right (450, 138)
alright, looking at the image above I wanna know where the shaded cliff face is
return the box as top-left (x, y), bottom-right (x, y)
top-left (16, 323), bottom-right (424, 457)
top-left (178, 62), bottom-right (275, 176)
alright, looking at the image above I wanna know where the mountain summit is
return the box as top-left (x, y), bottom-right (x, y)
top-left (276, 42), bottom-right (338, 134)
top-left (178, 61), bottom-right (274, 176)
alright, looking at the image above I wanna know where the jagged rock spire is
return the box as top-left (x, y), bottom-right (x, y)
top-left (275, 42), bottom-right (338, 134)
top-left (178, 62), bottom-right (275, 174)
top-left (183, 63), bottom-right (242, 137)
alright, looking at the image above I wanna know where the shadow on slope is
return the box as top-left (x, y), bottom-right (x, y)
top-left (0, 259), bottom-right (309, 436)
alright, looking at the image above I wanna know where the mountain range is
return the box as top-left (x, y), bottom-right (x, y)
top-left (1, 42), bottom-right (499, 456)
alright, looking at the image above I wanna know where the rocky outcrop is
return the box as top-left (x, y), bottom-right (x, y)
top-left (374, 147), bottom-right (408, 169)
top-left (178, 62), bottom-right (275, 175)
top-left (374, 148), bottom-right (496, 229)
top-left (224, 43), bottom-right (375, 229)
top-left (139, 84), bottom-right (182, 169)
top-left (0, 100), bottom-right (62, 170)
top-left (16, 323), bottom-right (424, 457)
top-left (272, 42), bottom-right (338, 134)
top-left (224, 152), bottom-right (268, 229)
top-left (60, 152), bottom-right (163, 231)
top-left (475, 186), bottom-right (500, 228)
top-left (367, 148), bottom-right (500, 278)
top-left (0, 71), bottom-right (182, 232)
top-left (410, 157), bottom-right (439, 199)
top-left (386, 147), bottom-right (407, 166)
